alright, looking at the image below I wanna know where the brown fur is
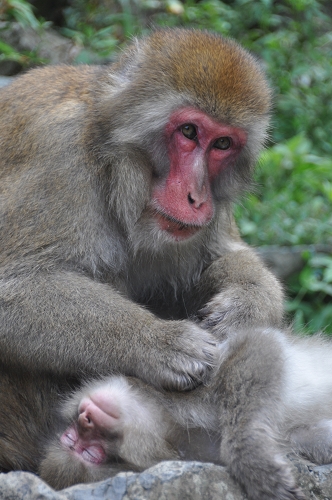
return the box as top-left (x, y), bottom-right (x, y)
top-left (0, 28), bottom-right (282, 386)
top-left (0, 28), bottom-right (286, 495)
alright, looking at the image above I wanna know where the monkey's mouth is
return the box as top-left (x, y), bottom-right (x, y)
top-left (154, 212), bottom-right (202, 241)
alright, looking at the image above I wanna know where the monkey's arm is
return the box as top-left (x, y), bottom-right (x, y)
top-left (0, 271), bottom-right (215, 390)
top-left (198, 247), bottom-right (283, 335)
top-left (182, 216), bottom-right (283, 336)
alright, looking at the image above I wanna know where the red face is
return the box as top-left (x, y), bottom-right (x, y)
top-left (60, 394), bottom-right (121, 465)
top-left (151, 107), bottom-right (247, 241)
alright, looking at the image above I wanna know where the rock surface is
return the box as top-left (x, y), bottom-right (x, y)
top-left (0, 456), bottom-right (332, 499)
top-left (0, 76), bottom-right (13, 87)
top-left (0, 22), bottom-right (80, 75)
top-left (258, 244), bottom-right (332, 281)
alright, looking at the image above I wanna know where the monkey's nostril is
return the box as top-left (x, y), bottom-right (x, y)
top-left (188, 192), bottom-right (206, 209)
top-left (188, 193), bottom-right (195, 205)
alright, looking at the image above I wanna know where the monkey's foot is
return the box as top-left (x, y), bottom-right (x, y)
top-left (234, 456), bottom-right (306, 500)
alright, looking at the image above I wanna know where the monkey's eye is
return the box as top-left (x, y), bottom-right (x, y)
top-left (181, 124), bottom-right (197, 141)
top-left (213, 137), bottom-right (232, 150)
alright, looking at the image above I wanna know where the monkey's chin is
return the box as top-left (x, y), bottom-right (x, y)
top-left (154, 213), bottom-right (202, 241)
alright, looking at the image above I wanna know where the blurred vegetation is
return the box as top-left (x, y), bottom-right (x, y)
top-left (0, 0), bottom-right (48, 66)
top-left (236, 135), bottom-right (332, 334)
top-left (0, 0), bottom-right (331, 333)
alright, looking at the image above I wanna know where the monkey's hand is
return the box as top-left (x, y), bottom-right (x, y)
top-left (138, 320), bottom-right (218, 391)
top-left (197, 284), bottom-right (280, 339)
top-left (193, 249), bottom-right (284, 339)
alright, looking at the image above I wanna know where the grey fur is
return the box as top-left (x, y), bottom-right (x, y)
top-left (4, 327), bottom-right (332, 500)
top-left (0, 29), bottom-right (282, 388)
top-left (0, 29), bottom-right (286, 496)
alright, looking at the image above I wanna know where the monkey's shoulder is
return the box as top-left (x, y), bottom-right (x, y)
top-left (0, 64), bottom-right (109, 112)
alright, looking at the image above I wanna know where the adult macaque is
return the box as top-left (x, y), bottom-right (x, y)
top-left (0, 28), bottom-right (282, 391)
top-left (0, 28), bottom-right (286, 495)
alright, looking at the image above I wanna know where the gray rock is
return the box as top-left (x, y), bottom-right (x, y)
top-left (257, 244), bottom-right (332, 281)
top-left (0, 457), bottom-right (332, 499)
top-left (0, 22), bottom-right (80, 75)
top-left (0, 76), bottom-right (13, 87)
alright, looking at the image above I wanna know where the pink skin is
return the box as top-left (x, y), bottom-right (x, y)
top-left (60, 391), bottom-right (121, 465)
top-left (152, 107), bottom-right (247, 240)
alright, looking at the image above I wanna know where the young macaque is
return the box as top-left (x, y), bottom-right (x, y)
top-left (36, 327), bottom-right (332, 499)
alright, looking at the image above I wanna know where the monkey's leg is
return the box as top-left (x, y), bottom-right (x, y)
top-left (216, 328), bottom-right (305, 500)
top-left (0, 369), bottom-right (66, 473)
top-left (289, 420), bottom-right (332, 465)
top-left (39, 376), bottom-right (177, 490)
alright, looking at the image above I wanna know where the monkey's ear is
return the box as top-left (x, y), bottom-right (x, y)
top-left (112, 37), bottom-right (147, 88)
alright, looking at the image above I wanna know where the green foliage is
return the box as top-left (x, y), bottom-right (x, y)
top-left (235, 134), bottom-right (332, 334)
top-left (235, 135), bottom-right (332, 247)
top-left (286, 253), bottom-right (332, 335)
top-left (60, 0), bottom-right (121, 61)
top-left (0, 0), bottom-right (46, 66)
top-left (1, 0), bottom-right (40, 29)
top-left (61, 0), bottom-right (156, 61)
top-left (0, 38), bottom-right (25, 63)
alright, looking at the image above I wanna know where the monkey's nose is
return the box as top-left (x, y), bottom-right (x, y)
top-left (187, 188), bottom-right (207, 209)
top-left (78, 410), bottom-right (94, 429)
